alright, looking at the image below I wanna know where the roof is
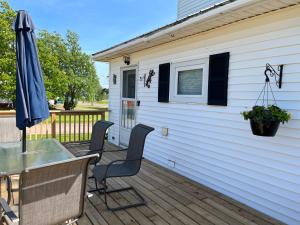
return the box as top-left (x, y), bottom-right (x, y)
top-left (92, 0), bottom-right (300, 62)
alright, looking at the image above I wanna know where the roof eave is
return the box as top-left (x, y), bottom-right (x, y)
top-left (92, 0), bottom-right (300, 61)
top-left (92, 0), bottom-right (246, 61)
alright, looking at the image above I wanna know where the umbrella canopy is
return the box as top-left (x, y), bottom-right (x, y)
top-left (14, 10), bottom-right (50, 151)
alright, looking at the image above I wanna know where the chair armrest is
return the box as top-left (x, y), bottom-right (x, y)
top-left (0, 198), bottom-right (19, 223)
top-left (104, 148), bottom-right (128, 153)
top-left (107, 158), bottom-right (141, 166)
top-left (103, 158), bottom-right (142, 178)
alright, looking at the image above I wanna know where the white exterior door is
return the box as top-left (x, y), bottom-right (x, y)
top-left (120, 67), bottom-right (137, 146)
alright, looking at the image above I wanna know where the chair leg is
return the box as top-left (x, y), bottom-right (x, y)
top-left (11, 190), bottom-right (15, 205)
top-left (88, 177), bottom-right (105, 193)
top-left (11, 188), bottom-right (18, 205)
top-left (5, 176), bottom-right (11, 205)
top-left (101, 179), bottom-right (146, 211)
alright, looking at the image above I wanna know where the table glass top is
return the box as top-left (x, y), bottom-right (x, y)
top-left (0, 139), bottom-right (74, 175)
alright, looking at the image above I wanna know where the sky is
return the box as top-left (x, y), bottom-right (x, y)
top-left (8, 0), bottom-right (177, 88)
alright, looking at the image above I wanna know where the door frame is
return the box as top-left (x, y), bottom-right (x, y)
top-left (119, 65), bottom-right (138, 146)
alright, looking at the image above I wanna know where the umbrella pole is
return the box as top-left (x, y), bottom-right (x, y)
top-left (22, 128), bottom-right (26, 153)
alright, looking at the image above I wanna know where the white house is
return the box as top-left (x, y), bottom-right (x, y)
top-left (93, 0), bottom-right (300, 224)
top-left (177, 0), bottom-right (224, 19)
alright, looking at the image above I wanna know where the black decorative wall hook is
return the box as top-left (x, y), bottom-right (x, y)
top-left (264, 63), bottom-right (284, 88)
top-left (144, 69), bottom-right (155, 88)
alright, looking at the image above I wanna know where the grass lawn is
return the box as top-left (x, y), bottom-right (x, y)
top-left (98, 100), bottom-right (108, 104)
top-left (74, 101), bottom-right (108, 110)
top-left (54, 100), bottom-right (108, 111)
top-left (51, 100), bottom-right (109, 122)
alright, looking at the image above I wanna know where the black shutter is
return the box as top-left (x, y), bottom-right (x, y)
top-left (158, 63), bottom-right (170, 102)
top-left (207, 52), bottom-right (230, 106)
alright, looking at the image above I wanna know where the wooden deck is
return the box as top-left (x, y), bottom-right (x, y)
top-left (67, 142), bottom-right (285, 225)
top-left (0, 142), bottom-right (285, 225)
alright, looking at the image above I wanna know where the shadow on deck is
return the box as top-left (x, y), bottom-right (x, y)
top-left (65, 142), bottom-right (284, 225)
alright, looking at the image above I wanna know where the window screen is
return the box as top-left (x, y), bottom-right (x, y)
top-left (122, 69), bottom-right (136, 98)
top-left (177, 68), bottom-right (203, 95)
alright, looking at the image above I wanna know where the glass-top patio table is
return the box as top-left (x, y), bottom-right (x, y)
top-left (0, 139), bottom-right (75, 204)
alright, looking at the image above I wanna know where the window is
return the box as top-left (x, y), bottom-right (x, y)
top-left (170, 59), bottom-right (208, 103)
top-left (122, 69), bottom-right (136, 98)
top-left (177, 68), bottom-right (203, 95)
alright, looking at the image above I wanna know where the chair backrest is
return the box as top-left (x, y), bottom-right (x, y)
top-left (89, 120), bottom-right (114, 152)
top-left (126, 124), bottom-right (154, 169)
top-left (18, 154), bottom-right (98, 225)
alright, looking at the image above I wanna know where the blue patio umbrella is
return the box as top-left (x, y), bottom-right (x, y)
top-left (14, 10), bottom-right (50, 152)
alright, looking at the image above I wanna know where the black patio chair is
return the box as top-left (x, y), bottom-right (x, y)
top-left (91, 124), bottom-right (154, 211)
top-left (66, 120), bottom-right (114, 165)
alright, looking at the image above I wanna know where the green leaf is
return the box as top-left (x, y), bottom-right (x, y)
top-left (241, 105), bottom-right (291, 124)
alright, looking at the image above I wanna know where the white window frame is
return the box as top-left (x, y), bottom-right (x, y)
top-left (170, 58), bottom-right (208, 104)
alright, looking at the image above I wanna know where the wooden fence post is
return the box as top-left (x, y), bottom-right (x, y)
top-left (51, 112), bottom-right (57, 138)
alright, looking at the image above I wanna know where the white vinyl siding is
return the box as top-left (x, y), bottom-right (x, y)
top-left (177, 0), bottom-right (224, 20)
top-left (107, 61), bottom-right (122, 145)
top-left (108, 5), bottom-right (300, 225)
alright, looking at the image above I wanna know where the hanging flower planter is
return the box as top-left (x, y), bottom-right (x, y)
top-left (250, 119), bottom-right (280, 137)
top-left (242, 105), bottom-right (290, 137)
top-left (241, 64), bottom-right (291, 137)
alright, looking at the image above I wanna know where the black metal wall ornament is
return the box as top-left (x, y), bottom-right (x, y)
top-left (254, 63), bottom-right (284, 106)
top-left (144, 69), bottom-right (155, 88)
top-left (264, 63), bottom-right (283, 89)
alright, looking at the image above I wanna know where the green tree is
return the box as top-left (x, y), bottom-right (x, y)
top-left (96, 87), bottom-right (108, 101)
top-left (63, 31), bottom-right (99, 110)
top-left (84, 72), bottom-right (102, 104)
top-left (37, 31), bottom-right (69, 99)
top-left (38, 30), bottom-right (101, 109)
top-left (0, 1), bottom-right (101, 109)
top-left (0, 1), bottom-right (16, 102)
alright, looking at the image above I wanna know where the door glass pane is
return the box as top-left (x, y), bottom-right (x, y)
top-left (122, 69), bottom-right (136, 98)
top-left (121, 100), bottom-right (135, 129)
top-left (177, 68), bottom-right (203, 95)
